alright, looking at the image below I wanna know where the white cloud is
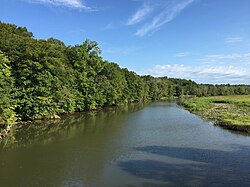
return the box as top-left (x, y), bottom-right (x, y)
top-left (226, 37), bottom-right (243, 43)
top-left (131, 0), bottom-right (196, 36)
top-left (200, 53), bottom-right (250, 63)
top-left (139, 52), bottom-right (250, 84)
top-left (139, 64), bottom-right (250, 84)
top-left (25, 0), bottom-right (93, 10)
top-left (127, 3), bottom-right (154, 26)
top-left (175, 52), bottom-right (190, 57)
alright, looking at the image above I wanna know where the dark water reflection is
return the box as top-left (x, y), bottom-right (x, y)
top-left (0, 103), bottom-right (145, 150)
top-left (0, 102), bottom-right (250, 187)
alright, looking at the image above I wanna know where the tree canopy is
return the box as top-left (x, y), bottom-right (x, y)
top-left (0, 21), bottom-right (249, 124)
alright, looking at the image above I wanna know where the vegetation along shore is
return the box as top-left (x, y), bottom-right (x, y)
top-left (1, 21), bottom-right (250, 137)
top-left (182, 95), bottom-right (250, 132)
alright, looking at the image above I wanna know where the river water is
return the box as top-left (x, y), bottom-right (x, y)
top-left (0, 102), bottom-right (250, 187)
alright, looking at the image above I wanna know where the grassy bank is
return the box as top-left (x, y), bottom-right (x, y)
top-left (182, 95), bottom-right (250, 132)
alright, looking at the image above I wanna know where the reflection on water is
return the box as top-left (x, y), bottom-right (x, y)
top-left (0, 102), bottom-right (250, 187)
top-left (0, 103), bottom-right (145, 150)
top-left (0, 103), bottom-right (146, 187)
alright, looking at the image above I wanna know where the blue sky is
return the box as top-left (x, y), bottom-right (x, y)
top-left (1, 0), bottom-right (250, 84)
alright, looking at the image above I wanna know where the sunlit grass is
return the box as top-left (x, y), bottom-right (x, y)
top-left (183, 95), bottom-right (250, 131)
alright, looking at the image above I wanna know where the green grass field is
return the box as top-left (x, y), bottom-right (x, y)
top-left (183, 95), bottom-right (250, 132)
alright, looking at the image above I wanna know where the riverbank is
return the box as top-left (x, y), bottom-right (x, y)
top-left (0, 124), bottom-right (12, 140)
top-left (1, 101), bottom-right (250, 186)
top-left (182, 95), bottom-right (250, 132)
top-left (0, 102), bottom-right (148, 143)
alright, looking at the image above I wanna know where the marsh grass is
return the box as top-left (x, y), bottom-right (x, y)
top-left (183, 95), bottom-right (250, 132)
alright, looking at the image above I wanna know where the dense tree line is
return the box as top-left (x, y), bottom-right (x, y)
top-left (0, 22), bottom-right (249, 125)
top-left (167, 78), bottom-right (250, 97)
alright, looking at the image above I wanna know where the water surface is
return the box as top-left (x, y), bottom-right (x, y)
top-left (0, 102), bottom-right (250, 186)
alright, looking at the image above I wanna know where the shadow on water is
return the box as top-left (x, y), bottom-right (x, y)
top-left (118, 182), bottom-right (169, 187)
top-left (118, 145), bottom-right (250, 186)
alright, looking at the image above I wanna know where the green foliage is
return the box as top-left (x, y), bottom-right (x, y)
top-left (0, 51), bottom-right (16, 125)
top-left (0, 21), bottom-right (249, 125)
top-left (183, 95), bottom-right (250, 129)
top-left (183, 98), bottom-right (212, 111)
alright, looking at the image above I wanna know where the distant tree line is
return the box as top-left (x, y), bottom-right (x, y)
top-left (0, 22), bottom-right (249, 124)
top-left (168, 78), bottom-right (250, 97)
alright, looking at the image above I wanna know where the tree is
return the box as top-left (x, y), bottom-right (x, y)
top-left (0, 21), bottom-right (250, 123)
top-left (0, 51), bottom-right (16, 125)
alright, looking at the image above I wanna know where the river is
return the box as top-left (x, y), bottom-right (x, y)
top-left (0, 102), bottom-right (250, 186)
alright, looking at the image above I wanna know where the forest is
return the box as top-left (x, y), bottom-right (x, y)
top-left (0, 21), bottom-right (250, 125)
